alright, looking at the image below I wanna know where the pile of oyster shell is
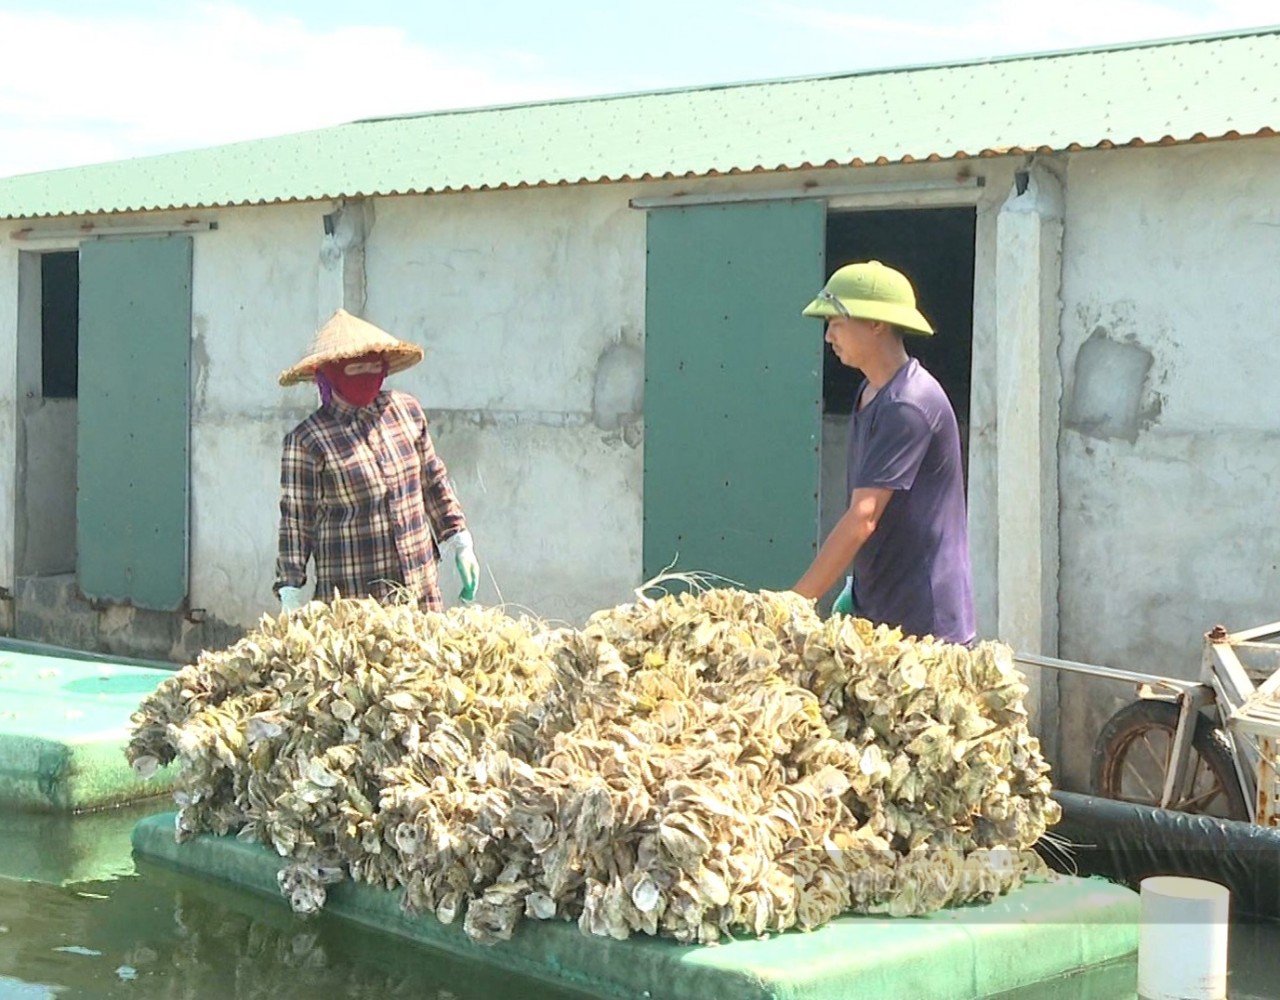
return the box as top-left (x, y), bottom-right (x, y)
top-left (127, 589), bottom-right (1060, 945)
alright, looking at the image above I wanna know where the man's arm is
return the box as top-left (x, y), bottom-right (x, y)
top-left (795, 400), bottom-right (933, 601)
top-left (792, 487), bottom-right (893, 599)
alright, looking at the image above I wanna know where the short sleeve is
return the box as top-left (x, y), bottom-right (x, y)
top-left (852, 402), bottom-right (933, 492)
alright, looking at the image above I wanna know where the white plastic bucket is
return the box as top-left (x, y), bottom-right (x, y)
top-left (1138, 876), bottom-right (1230, 1000)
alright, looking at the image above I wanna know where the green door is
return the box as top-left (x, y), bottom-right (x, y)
top-left (643, 200), bottom-right (824, 591)
top-left (77, 235), bottom-right (192, 611)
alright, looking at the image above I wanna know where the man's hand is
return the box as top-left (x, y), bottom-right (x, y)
top-left (441, 530), bottom-right (480, 602)
top-left (793, 487), bottom-right (893, 599)
top-left (832, 576), bottom-right (854, 616)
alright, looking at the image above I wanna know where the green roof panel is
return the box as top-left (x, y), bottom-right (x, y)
top-left (1, 28), bottom-right (1277, 220)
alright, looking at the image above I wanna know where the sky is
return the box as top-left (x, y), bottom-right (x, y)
top-left (0, 0), bottom-right (1274, 179)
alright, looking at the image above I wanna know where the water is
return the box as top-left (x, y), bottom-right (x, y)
top-left (0, 807), bottom-right (1276, 999)
top-left (0, 805), bottom-right (589, 1000)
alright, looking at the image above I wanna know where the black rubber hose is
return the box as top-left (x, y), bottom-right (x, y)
top-left (1040, 791), bottom-right (1280, 919)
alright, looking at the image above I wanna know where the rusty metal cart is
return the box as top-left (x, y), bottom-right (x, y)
top-left (1016, 621), bottom-right (1280, 825)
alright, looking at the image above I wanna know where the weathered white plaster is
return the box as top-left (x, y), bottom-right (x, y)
top-left (0, 228), bottom-right (18, 591)
top-left (1054, 138), bottom-right (1280, 787)
top-left (187, 202), bottom-right (326, 626)
top-left (361, 184), bottom-right (647, 620)
top-left (964, 162), bottom-right (1021, 642)
top-left (318, 198), bottom-right (372, 322)
top-left (427, 416), bottom-right (643, 621)
top-left (17, 399), bottom-right (75, 575)
top-left (994, 163), bottom-right (1064, 656)
top-left (364, 184), bottom-right (646, 415)
top-left (3, 140), bottom-right (1272, 715)
top-left (993, 162), bottom-right (1065, 734)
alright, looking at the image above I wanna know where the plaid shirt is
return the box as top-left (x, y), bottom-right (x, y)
top-left (275, 390), bottom-right (466, 610)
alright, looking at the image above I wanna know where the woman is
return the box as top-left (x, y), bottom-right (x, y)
top-left (274, 309), bottom-right (479, 613)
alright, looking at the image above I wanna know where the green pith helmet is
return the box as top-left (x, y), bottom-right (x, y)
top-left (801, 260), bottom-right (935, 336)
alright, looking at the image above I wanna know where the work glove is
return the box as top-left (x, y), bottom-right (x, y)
top-left (832, 576), bottom-right (854, 616)
top-left (441, 529), bottom-right (480, 602)
top-left (278, 586), bottom-right (306, 614)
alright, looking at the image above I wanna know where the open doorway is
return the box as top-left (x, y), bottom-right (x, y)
top-left (16, 250), bottom-right (79, 579)
top-left (817, 207), bottom-right (976, 595)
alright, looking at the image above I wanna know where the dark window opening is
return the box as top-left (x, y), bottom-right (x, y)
top-left (41, 251), bottom-right (79, 399)
top-left (822, 208), bottom-right (976, 437)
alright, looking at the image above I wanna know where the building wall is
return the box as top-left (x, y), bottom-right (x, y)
top-left (6, 141), bottom-right (1273, 725)
top-left (17, 399), bottom-right (75, 575)
top-left (190, 166), bottom-right (1012, 634)
top-left (0, 188), bottom-right (649, 642)
top-left (0, 206), bottom-right (325, 655)
top-left (187, 202), bottom-right (328, 629)
top-left (360, 184), bottom-right (647, 622)
top-left (0, 162), bottom-right (1012, 652)
top-left (1054, 137), bottom-right (1280, 788)
top-left (0, 235), bottom-right (17, 618)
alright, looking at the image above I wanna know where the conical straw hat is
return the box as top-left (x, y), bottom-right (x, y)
top-left (279, 309), bottom-right (424, 386)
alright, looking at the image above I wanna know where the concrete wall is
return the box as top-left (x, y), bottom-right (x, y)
top-left (187, 202), bottom-right (327, 630)
top-left (1054, 138), bottom-right (1280, 788)
top-left (0, 188), bottom-right (649, 644)
top-left (361, 185), bottom-right (646, 622)
top-left (17, 399), bottom-right (75, 575)
top-left (0, 235), bottom-right (18, 609)
top-left (0, 160), bottom-right (1015, 656)
top-left (3, 140), bottom-right (1273, 704)
top-left (0, 206), bottom-right (324, 657)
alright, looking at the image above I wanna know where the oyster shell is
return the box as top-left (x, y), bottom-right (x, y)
top-left (126, 589), bottom-right (1060, 945)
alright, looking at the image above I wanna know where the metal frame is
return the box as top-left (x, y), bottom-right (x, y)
top-left (1019, 622), bottom-right (1280, 824)
top-left (1013, 652), bottom-right (1203, 693)
top-left (1017, 651), bottom-right (1214, 814)
top-left (1205, 621), bottom-right (1280, 824)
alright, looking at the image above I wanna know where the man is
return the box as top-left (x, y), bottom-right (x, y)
top-left (792, 261), bottom-right (974, 645)
top-left (274, 309), bottom-right (480, 613)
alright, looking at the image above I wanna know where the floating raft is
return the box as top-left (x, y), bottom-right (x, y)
top-left (134, 813), bottom-right (1139, 1000)
top-left (0, 647), bottom-right (173, 811)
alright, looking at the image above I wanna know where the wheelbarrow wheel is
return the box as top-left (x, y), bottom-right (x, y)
top-left (1091, 699), bottom-right (1249, 821)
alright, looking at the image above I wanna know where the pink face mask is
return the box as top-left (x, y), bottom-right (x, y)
top-left (320, 353), bottom-right (387, 407)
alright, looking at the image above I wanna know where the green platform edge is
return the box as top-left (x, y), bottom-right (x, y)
top-left (133, 813), bottom-right (1138, 1000)
top-left (0, 651), bottom-right (174, 812)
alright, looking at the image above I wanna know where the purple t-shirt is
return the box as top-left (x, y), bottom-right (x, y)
top-left (846, 359), bottom-right (975, 644)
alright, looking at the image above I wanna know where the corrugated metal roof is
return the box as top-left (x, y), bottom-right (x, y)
top-left (2, 27), bottom-right (1278, 220)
